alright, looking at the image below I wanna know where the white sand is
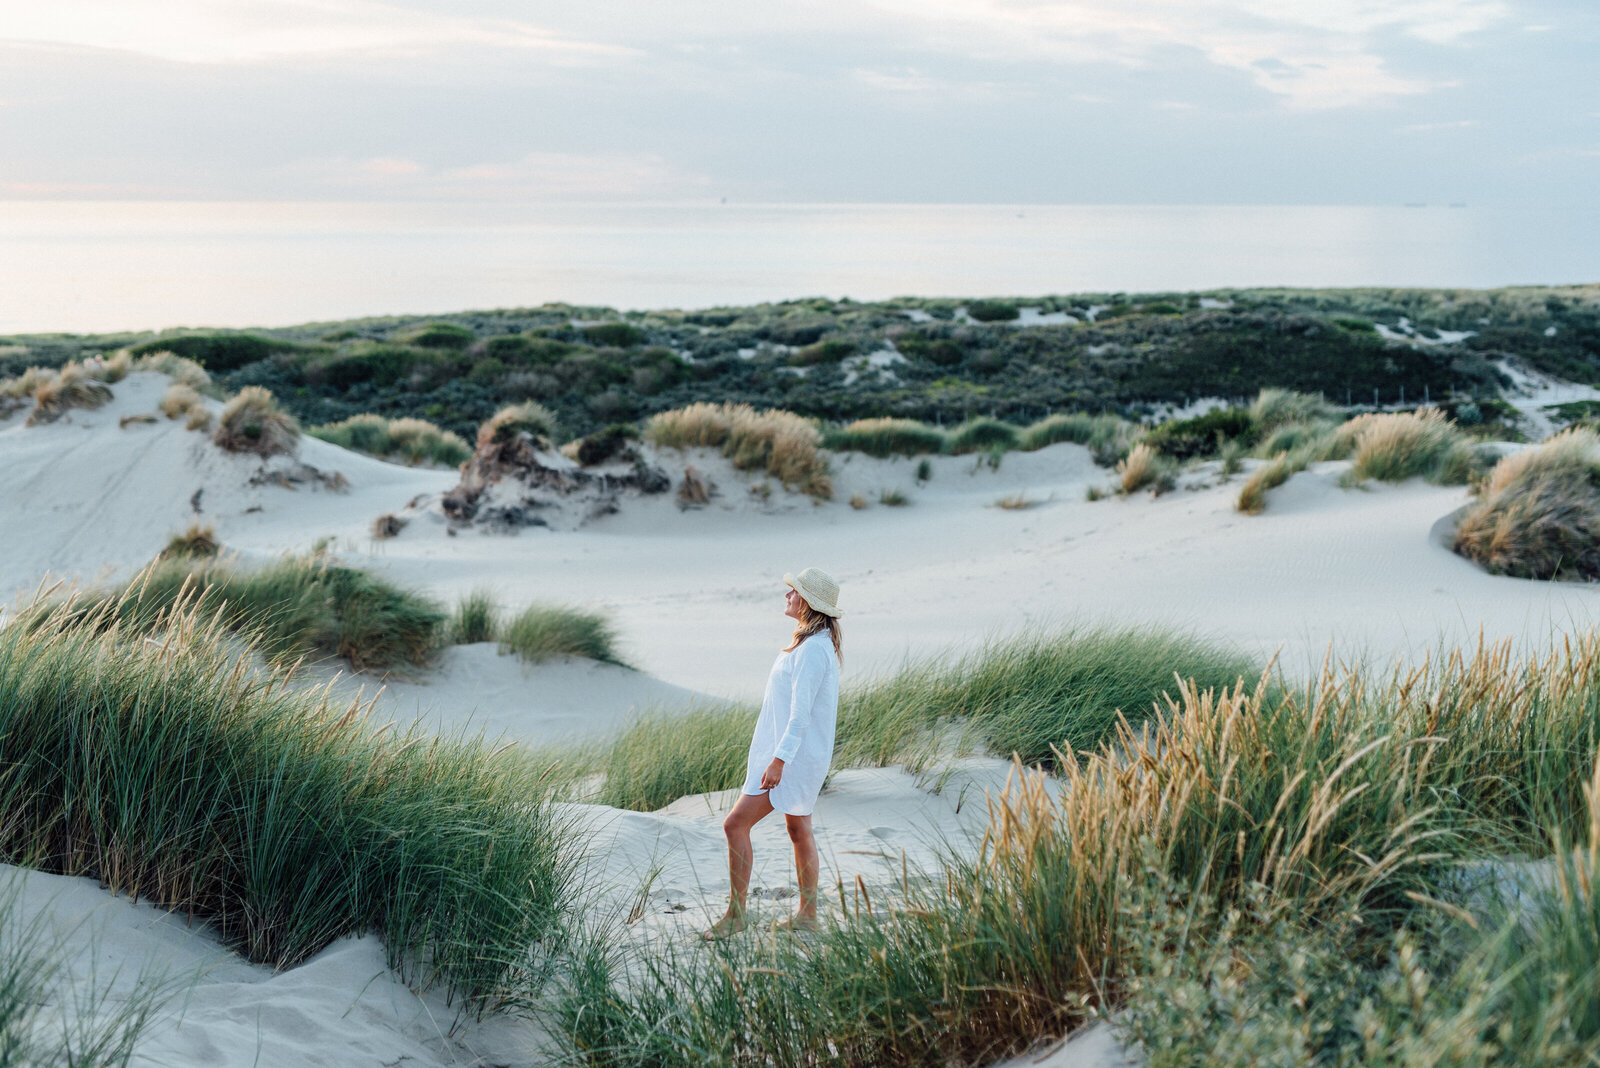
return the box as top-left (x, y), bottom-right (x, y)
top-left (5, 369), bottom-right (1600, 1066)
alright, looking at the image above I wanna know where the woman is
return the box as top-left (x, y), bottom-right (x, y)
top-left (704, 567), bottom-right (842, 939)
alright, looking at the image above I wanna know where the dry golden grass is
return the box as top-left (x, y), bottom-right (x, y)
top-left (476, 402), bottom-right (557, 450)
top-left (1329, 408), bottom-right (1476, 484)
top-left (212, 386), bottom-right (299, 457)
top-left (159, 383), bottom-right (205, 421)
top-left (1116, 442), bottom-right (1170, 494)
top-left (132, 351), bottom-right (211, 391)
top-left (1236, 453), bottom-right (1294, 513)
top-left (1455, 428), bottom-right (1600, 580)
top-left (95, 349), bottom-right (132, 383)
top-left (646, 402), bottom-right (832, 499)
top-left (27, 362), bottom-right (113, 425)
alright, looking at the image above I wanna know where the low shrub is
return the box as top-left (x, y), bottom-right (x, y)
top-left (1143, 407), bottom-right (1256, 460)
top-left (0, 599), bottom-right (572, 1012)
top-left (501, 604), bottom-right (625, 666)
top-left (789, 339), bottom-right (856, 366)
top-left (128, 333), bottom-right (302, 372)
top-left (394, 322), bottom-right (476, 350)
top-left (582, 322), bottom-right (643, 348)
top-left (822, 418), bottom-right (947, 457)
top-left (966, 299), bottom-right (1019, 322)
top-left (571, 423), bottom-right (638, 466)
top-left (478, 402), bottom-right (558, 450)
top-left (1454, 428), bottom-right (1600, 581)
top-left (213, 386), bottom-right (299, 457)
top-left (310, 414), bottom-right (470, 467)
top-left (645, 403), bottom-right (831, 499)
top-left (450, 589), bottom-right (500, 644)
top-left (948, 416), bottom-right (1019, 455)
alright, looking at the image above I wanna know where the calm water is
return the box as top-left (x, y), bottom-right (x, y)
top-left (2, 201), bottom-right (1595, 334)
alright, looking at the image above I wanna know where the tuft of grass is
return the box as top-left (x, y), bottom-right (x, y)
top-left (994, 492), bottom-right (1035, 510)
top-left (0, 598), bottom-right (573, 1013)
top-left (159, 383), bottom-right (206, 422)
top-left (1454, 428), bottom-right (1600, 581)
top-left (449, 589), bottom-right (500, 644)
top-left (311, 413), bottom-right (471, 467)
top-left (1250, 387), bottom-right (1339, 433)
top-left (213, 386), bottom-right (299, 457)
top-left (1142, 407), bottom-right (1256, 460)
top-left (1341, 408), bottom-right (1480, 485)
top-left (68, 554), bottom-right (444, 671)
top-left (1117, 442), bottom-right (1173, 494)
top-left (132, 350), bottom-right (212, 391)
top-left (948, 416), bottom-right (1020, 455)
top-left (371, 513), bottom-right (406, 539)
top-left (645, 403), bottom-right (832, 499)
top-left (879, 488), bottom-right (909, 506)
top-left (848, 493), bottom-right (869, 510)
top-left (27, 362), bottom-right (113, 425)
top-left (1236, 452), bottom-right (1296, 514)
top-left (823, 418), bottom-right (947, 458)
top-left (161, 522), bottom-right (219, 559)
top-left (501, 604), bottom-right (625, 666)
top-left (915, 458), bottom-right (932, 482)
top-left (94, 348), bottom-right (132, 383)
top-left (589, 705), bottom-right (757, 812)
top-left (478, 402), bottom-right (559, 450)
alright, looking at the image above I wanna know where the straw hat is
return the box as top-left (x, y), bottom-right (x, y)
top-left (784, 568), bottom-right (842, 618)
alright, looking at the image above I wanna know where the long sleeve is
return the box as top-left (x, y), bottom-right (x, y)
top-left (773, 641), bottom-right (827, 762)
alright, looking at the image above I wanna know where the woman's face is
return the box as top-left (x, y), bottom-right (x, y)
top-left (783, 587), bottom-right (804, 620)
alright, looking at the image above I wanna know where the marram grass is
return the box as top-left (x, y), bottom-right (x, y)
top-left (502, 603), bottom-right (626, 666)
top-left (554, 630), bottom-right (1600, 1067)
top-left (0, 599), bottom-right (575, 1013)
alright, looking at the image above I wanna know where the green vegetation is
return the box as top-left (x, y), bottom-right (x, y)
top-left (8, 285), bottom-right (1582, 445)
top-left (213, 386), bottom-right (299, 457)
top-left (450, 588), bottom-right (501, 644)
top-left (1141, 406), bottom-right (1256, 460)
top-left (589, 705), bottom-right (756, 812)
top-left (822, 417), bottom-right (947, 457)
top-left (161, 522), bottom-right (219, 559)
top-left (69, 554), bottom-right (445, 670)
top-left (479, 401), bottom-right (559, 448)
top-left (947, 416), bottom-right (1019, 454)
top-left (309, 413), bottom-right (471, 467)
top-left (0, 599), bottom-right (572, 1013)
top-left (554, 629), bottom-right (1600, 1067)
top-left (1236, 453), bottom-right (1297, 514)
top-left (1455, 428), bottom-right (1600, 581)
top-left (502, 604), bottom-right (626, 666)
top-left (1342, 409), bottom-right (1481, 485)
top-left (644, 402), bottom-right (832, 499)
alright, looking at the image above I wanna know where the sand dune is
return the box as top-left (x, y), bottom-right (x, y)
top-left (4, 369), bottom-right (1599, 1066)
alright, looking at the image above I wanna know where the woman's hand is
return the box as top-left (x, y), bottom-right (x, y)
top-left (760, 758), bottom-right (785, 790)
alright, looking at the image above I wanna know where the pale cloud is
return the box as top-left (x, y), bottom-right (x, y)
top-left (0, 0), bottom-right (634, 64)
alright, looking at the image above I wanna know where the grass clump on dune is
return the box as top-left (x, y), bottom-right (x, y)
top-left (161, 522), bottom-right (219, 559)
top-left (822, 418), bottom-right (947, 457)
top-left (1455, 427), bottom-right (1600, 581)
top-left (947, 416), bottom-right (1019, 455)
top-left (310, 413), bottom-right (471, 467)
top-left (0, 600), bottom-right (573, 1012)
top-left (75, 554), bottom-right (444, 671)
top-left (1339, 408), bottom-right (1480, 485)
top-left (556, 631), bottom-right (1600, 1067)
top-left (502, 604), bottom-right (625, 666)
top-left (450, 588), bottom-right (501, 644)
top-left (1019, 412), bottom-right (1137, 463)
top-left (25, 362), bottom-right (113, 425)
top-left (590, 705), bottom-right (757, 812)
top-left (133, 350), bottom-right (212, 391)
top-left (1236, 452), bottom-right (1297, 513)
top-left (213, 386), bottom-right (299, 457)
top-left (1116, 441), bottom-right (1173, 494)
top-left (478, 401), bottom-right (559, 449)
top-left (158, 382), bottom-right (206, 422)
top-left (1250, 386), bottom-right (1339, 433)
top-left (645, 402), bottom-right (832, 499)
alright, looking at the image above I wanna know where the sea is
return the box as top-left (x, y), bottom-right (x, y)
top-left (1, 201), bottom-right (1596, 334)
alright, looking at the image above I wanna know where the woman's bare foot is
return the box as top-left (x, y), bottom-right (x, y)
top-left (702, 910), bottom-right (748, 941)
top-left (772, 913), bottom-right (819, 935)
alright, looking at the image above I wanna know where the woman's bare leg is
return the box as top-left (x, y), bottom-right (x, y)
top-left (706, 792), bottom-right (774, 939)
top-left (783, 813), bottom-right (820, 929)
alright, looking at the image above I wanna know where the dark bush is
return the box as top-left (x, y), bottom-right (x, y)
top-left (967, 300), bottom-right (1020, 322)
top-left (1143, 407), bottom-right (1258, 460)
top-left (395, 322), bottom-right (476, 350)
top-left (582, 322), bottom-right (644, 347)
top-left (1333, 317), bottom-right (1377, 333)
top-left (130, 333), bottom-right (303, 373)
top-left (573, 423), bottom-right (638, 466)
top-left (949, 416), bottom-right (1020, 454)
top-left (790, 339), bottom-right (857, 366)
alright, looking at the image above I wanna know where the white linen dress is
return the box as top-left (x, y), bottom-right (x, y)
top-left (740, 634), bottom-right (840, 816)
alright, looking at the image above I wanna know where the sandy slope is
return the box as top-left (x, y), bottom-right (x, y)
top-left (4, 371), bottom-right (1600, 1066)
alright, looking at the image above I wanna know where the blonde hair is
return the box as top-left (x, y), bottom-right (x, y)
top-left (784, 600), bottom-right (842, 662)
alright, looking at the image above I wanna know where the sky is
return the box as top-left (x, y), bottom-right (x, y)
top-left (0, 0), bottom-right (1595, 206)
